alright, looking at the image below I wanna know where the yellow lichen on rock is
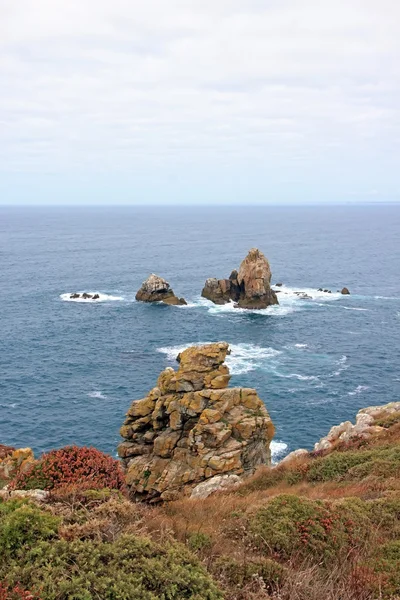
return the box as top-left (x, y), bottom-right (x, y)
top-left (118, 342), bottom-right (274, 502)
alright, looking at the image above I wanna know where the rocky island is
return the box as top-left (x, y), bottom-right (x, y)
top-left (201, 248), bottom-right (279, 309)
top-left (135, 273), bottom-right (187, 305)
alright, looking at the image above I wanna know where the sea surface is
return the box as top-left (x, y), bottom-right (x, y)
top-left (1, 205), bottom-right (399, 461)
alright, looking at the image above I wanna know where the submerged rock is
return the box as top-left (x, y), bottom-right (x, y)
top-left (201, 248), bottom-right (279, 310)
top-left (135, 274), bottom-right (187, 306)
top-left (118, 342), bottom-right (274, 501)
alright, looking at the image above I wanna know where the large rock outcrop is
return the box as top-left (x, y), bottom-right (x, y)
top-left (118, 342), bottom-right (274, 501)
top-left (135, 274), bottom-right (187, 306)
top-left (201, 249), bottom-right (279, 309)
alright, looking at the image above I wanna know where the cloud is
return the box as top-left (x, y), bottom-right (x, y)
top-left (0, 0), bottom-right (399, 203)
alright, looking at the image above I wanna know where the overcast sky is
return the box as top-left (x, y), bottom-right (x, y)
top-left (1, 0), bottom-right (399, 205)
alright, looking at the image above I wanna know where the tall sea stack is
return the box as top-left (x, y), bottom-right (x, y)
top-left (201, 248), bottom-right (279, 309)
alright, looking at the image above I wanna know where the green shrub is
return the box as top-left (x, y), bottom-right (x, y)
top-left (249, 494), bottom-right (370, 564)
top-left (0, 500), bottom-right (59, 555)
top-left (187, 532), bottom-right (212, 553)
top-left (370, 540), bottom-right (400, 597)
top-left (1, 534), bottom-right (222, 600)
top-left (307, 445), bottom-right (400, 482)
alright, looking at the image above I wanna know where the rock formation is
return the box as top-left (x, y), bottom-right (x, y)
top-left (69, 293), bottom-right (100, 300)
top-left (201, 249), bottom-right (279, 309)
top-left (135, 274), bottom-right (187, 306)
top-left (0, 447), bottom-right (35, 482)
top-left (118, 342), bottom-right (274, 501)
top-left (313, 402), bottom-right (400, 453)
top-left (341, 287), bottom-right (350, 295)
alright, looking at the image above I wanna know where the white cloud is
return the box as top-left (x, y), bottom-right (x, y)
top-left (0, 0), bottom-right (399, 202)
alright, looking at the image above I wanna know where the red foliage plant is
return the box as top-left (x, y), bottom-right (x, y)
top-left (9, 446), bottom-right (125, 493)
top-left (0, 583), bottom-right (41, 600)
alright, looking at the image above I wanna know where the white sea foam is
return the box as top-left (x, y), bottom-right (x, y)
top-left (271, 441), bottom-right (288, 463)
top-left (274, 285), bottom-right (342, 302)
top-left (348, 385), bottom-right (369, 396)
top-left (60, 292), bottom-right (124, 303)
top-left (294, 343), bottom-right (308, 348)
top-left (331, 355), bottom-right (349, 377)
top-left (88, 391), bottom-right (108, 399)
top-left (340, 306), bottom-right (369, 311)
top-left (0, 403), bottom-right (18, 408)
top-left (157, 342), bottom-right (282, 375)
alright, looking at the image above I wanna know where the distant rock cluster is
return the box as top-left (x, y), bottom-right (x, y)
top-left (69, 292), bottom-right (100, 300)
top-left (201, 248), bottom-right (279, 309)
top-left (118, 342), bottom-right (274, 501)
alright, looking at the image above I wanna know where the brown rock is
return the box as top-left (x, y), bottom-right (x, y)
top-left (118, 342), bottom-right (274, 501)
top-left (135, 274), bottom-right (187, 305)
top-left (201, 249), bottom-right (279, 309)
top-left (0, 447), bottom-right (36, 482)
top-left (341, 287), bottom-right (350, 295)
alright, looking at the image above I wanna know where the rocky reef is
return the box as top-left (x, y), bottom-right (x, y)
top-left (201, 248), bottom-right (279, 309)
top-left (118, 342), bottom-right (274, 501)
top-left (135, 273), bottom-right (187, 305)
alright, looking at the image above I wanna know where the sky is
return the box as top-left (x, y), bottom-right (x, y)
top-left (0, 0), bottom-right (399, 205)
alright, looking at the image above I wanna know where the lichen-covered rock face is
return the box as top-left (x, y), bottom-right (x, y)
top-left (135, 274), bottom-right (187, 305)
top-left (201, 249), bottom-right (278, 309)
top-left (0, 447), bottom-right (35, 482)
top-left (118, 342), bottom-right (274, 502)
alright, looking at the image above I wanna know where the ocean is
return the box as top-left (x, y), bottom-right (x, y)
top-left (1, 205), bottom-right (399, 462)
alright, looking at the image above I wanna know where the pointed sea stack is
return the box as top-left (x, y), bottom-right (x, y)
top-left (118, 342), bottom-right (274, 501)
top-left (201, 248), bottom-right (279, 309)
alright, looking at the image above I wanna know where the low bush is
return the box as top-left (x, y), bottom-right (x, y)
top-left (307, 445), bottom-right (400, 482)
top-left (2, 535), bottom-right (222, 600)
top-left (249, 494), bottom-right (370, 564)
top-left (0, 499), bottom-right (222, 600)
top-left (0, 499), bottom-right (59, 555)
top-left (10, 446), bottom-right (125, 494)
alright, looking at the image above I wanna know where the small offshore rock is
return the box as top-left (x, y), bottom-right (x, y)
top-left (275, 282), bottom-right (283, 287)
top-left (135, 274), bottom-right (187, 305)
top-left (341, 287), bottom-right (350, 295)
top-left (70, 293), bottom-right (80, 299)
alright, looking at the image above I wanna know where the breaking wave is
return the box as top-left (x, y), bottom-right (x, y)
top-left (271, 440), bottom-right (288, 463)
top-left (88, 391), bottom-right (108, 400)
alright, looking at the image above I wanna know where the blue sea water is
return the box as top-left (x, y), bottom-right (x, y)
top-left (1, 205), bottom-right (399, 461)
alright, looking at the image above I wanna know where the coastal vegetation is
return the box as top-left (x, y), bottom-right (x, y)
top-left (1, 410), bottom-right (399, 599)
